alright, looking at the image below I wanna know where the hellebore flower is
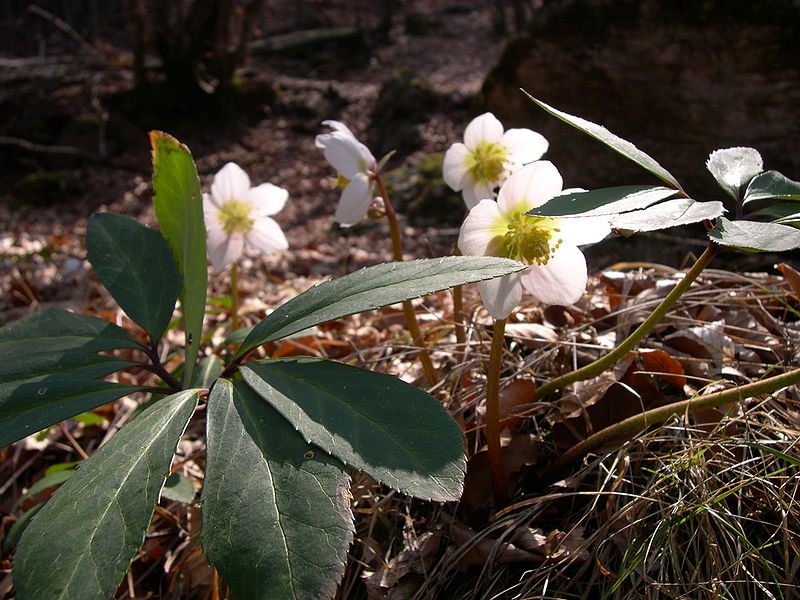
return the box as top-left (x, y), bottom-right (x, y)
top-left (458, 161), bottom-right (609, 319)
top-left (315, 120), bottom-right (378, 226)
top-left (203, 162), bottom-right (289, 270)
top-left (443, 112), bottom-right (549, 209)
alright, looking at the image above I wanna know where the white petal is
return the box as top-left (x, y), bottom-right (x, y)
top-left (458, 199), bottom-right (505, 257)
top-left (497, 161), bottom-right (563, 216)
top-left (335, 173), bottom-right (372, 226)
top-left (246, 217), bottom-right (289, 255)
top-left (248, 182), bottom-right (288, 216)
top-left (203, 192), bottom-right (218, 212)
top-left (462, 179), bottom-right (497, 209)
top-left (316, 121), bottom-right (375, 179)
top-left (442, 143), bottom-right (470, 192)
top-left (207, 225), bottom-right (244, 271)
top-left (464, 113), bottom-right (504, 148)
top-left (556, 215), bottom-right (611, 245)
top-left (478, 274), bottom-right (523, 319)
top-left (520, 243), bottom-right (587, 306)
top-left (210, 162), bottom-right (251, 203)
top-left (501, 128), bottom-right (549, 165)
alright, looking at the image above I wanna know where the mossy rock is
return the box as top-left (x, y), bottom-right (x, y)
top-left (384, 152), bottom-right (465, 226)
top-left (367, 70), bottom-right (438, 158)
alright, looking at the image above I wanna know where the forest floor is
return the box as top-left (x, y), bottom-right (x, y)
top-left (1, 1), bottom-right (799, 599)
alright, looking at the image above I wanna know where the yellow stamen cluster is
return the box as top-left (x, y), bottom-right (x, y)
top-left (465, 140), bottom-right (509, 184)
top-left (218, 199), bottom-right (254, 236)
top-left (503, 212), bottom-right (562, 265)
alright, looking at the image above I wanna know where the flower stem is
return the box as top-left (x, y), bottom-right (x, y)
top-left (534, 243), bottom-right (719, 401)
top-left (452, 247), bottom-right (467, 353)
top-left (230, 260), bottom-right (240, 332)
top-left (543, 366), bottom-right (800, 482)
top-left (486, 318), bottom-right (509, 507)
top-left (374, 173), bottom-right (439, 387)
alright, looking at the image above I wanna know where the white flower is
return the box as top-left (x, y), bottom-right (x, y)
top-left (315, 120), bottom-right (378, 226)
top-left (443, 112), bottom-right (549, 209)
top-left (203, 162), bottom-right (289, 270)
top-left (458, 161), bottom-right (609, 319)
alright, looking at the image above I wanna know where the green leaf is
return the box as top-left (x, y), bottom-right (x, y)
top-left (190, 353), bottom-right (224, 388)
top-left (525, 92), bottom-right (683, 191)
top-left (610, 198), bottom-right (725, 234)
top-left (72, 411), bottom-right (105, 426)
top-left (238, 256), bottom-right (524, 356)
top-left (3, 504), bottom-right (44, 553)
top-left (13, 468), bottom-right (76, 508)
top-left (14, 389), bottom-right (199, 600)
top-left (86, 212), bottom-right (181, 343)
top-left (241, 357), bottom-right (466, 501)
top-left (706, 147), bottom-right (763, 200)
top-left (529, 185), bottom-right (678, 217)
top-left (743, 170), bottom-right (800, 205)
top-left (708, 217), bottom-right (800, 252)
top-left (150, 131), bottom-right (207, 386)
top-left (747, 202), bottom-right (800, 222)
top-left (0, 309), bottom-right (144, 448)
top-left (202, 379), bottom-right (353, 600)
top-left (161, 473), bottom-right (196, 503)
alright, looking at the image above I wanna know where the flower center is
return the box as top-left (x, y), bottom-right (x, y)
top-left (218, 199), bottom-right (254, 236)
top-left (465, 140), bottom-right (509, 184)
top-left (502, 212), bottom-right (562, 265)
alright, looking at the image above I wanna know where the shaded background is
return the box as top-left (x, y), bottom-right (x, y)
top-left (1, 0), bottom-right (799, 271)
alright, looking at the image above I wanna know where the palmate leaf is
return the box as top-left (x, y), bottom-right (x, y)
top-left (524, 92), bottom-right (684, 192)
top-left (0, 309), bottom-right (144, 448)
top-left (238, 256), bottom-right (524, 356)
top-left (86, 212), bottom-right (181, 343)
top-left (202, 379), bottom-right (353, 600)
top-left (743, 170), bottom-right (800, 205)
top-left (708, 217), bottom-right (800, 252)
top-left (241, 357), bottom-right (466, 501)
top-left (13, 389), bottom-right (199, 600)
top-left (150, 131), bottom-right (207, 386)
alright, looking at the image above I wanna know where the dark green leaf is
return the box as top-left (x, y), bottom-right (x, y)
top-left (202, 379), bottom-right (353, 600)
top-left (0, 309), bottom-right (144, 448)
top-left (610, 199), bottom-right (725, 234)
top-left (161, 473), bottom-right (196, 503)
top-left (241, 357), bottom-right (466, 501)
top-left (3, 504), bottom-right (44, 553)
top-left (238, 256), bottom-right (524, 356)
top-left (743, 170), bottom-right (800, 205)
top-left (708, 217), bottom-right (800, 252)
top-left (529, 185), bottom-right (678, 217)
top-left (525, 93), bottom-right (683, 191)
top-left (706, 147), bottom-right (763, 200)
top-left (150, 131), bottom-right (207, 386)
top-left (13, 468), bottom-right (76, 508)
top-left (190, 354), bottom-right (224, 388)
top-left (14, 389), bottom-right (199, 600)
top-left (747, 202), bottom-right (800, 222)
top-left (86, 212), bottom-right (181, 343)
